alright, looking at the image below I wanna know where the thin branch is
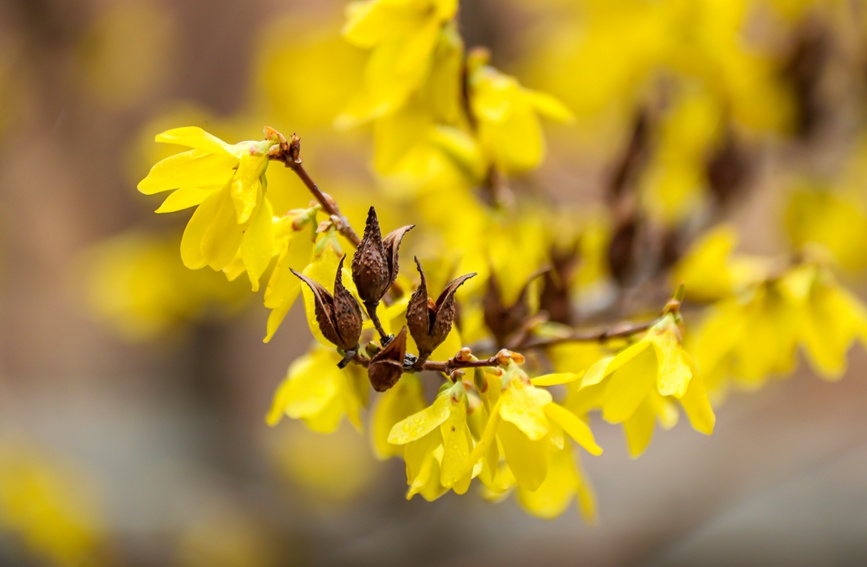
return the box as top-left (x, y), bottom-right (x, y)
top-left (519, 318), bottom-right (659, 350)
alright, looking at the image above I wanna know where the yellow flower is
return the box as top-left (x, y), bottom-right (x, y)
top-left (471, 365), bottom-right (601, 491)
top-left (504, 442), bottom-right (597, 522)
top-left (340, 0), bottom-right (458, 124)
top-left (570, 314), bottom-right (715, 457)
top-left (370, 374), bottom-right (427, 460)
top-left (388, 381), bottom-right (475, 498)
top-left (467, 49), bottom-right (574, 173)
top-left (671, 224), bottom-right (770, 302)
top-left (138, 127), bottom-right (278, 289)
top-left (262, 210), bottom-right (317, 342)
top-left (266, 347), bottom-right (369, 433)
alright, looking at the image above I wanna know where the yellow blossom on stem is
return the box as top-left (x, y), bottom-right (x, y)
top-left (266, 347), bottom-right (369, 433)
top-left (467, 49), bottom-right (574, 173)
top-left (137, 127), bottom-right (280, 290)
top-left (569, 313), bottom-right (715, 457)
top-left (471, 363), bottom-right (601, 492)
top-left (370, 374), bottom-right (427, 459)
top-left (388, 380), bottom-right (475, 499)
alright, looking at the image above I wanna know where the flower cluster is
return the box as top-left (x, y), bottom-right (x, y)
top-left (131, 0), bottom-right (867, 521)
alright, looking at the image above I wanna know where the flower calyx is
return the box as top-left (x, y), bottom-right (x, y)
top-left (407, 257), bottom-right (476, 365)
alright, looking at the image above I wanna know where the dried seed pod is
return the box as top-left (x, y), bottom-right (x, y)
top-left (483, 271), bottom-right (538, 347)
top-left (368, 326), bottom-right (408, 392)
top-left (291, 256), bottom-right (362, 353)
top-left (539, 240), bottom-right (581, 325)
top-left (407, 258), bottom-right (476, 361)
top-left (351, 207), bottom-right (414, 309)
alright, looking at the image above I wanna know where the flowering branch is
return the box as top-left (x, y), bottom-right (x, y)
top-left (266, 128), bottom-right (362, 246)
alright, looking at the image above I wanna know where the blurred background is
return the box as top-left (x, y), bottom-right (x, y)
top-left (1, 0), bottom-right (867, 565)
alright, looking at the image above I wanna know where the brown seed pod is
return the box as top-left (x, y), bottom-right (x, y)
top-left (352, 207), bottom-right (390, 306)
top-left (407, 258), bottom-right (475, 362)
top-left (351, 207), bottom-right (414, 310)
top-left (291, 256), bottom-right (362, 353)
top-left (368, 326), bottom-right (408, 392)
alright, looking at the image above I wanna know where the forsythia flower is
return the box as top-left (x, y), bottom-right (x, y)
top-left (262, 208), bottom-right (317, 342)
top-left (371, 374), bottom-right (427, 459)
top-left (266, 347), bottom-right (369, 433)
top-left (692, 262), bottom-right (867, 396)
top-left (467, 49), bottom-right (574, 173)
top-left (472, 364), bottom-right (602, 491)
top-left (340, 0), bottom-right (458, 124)
top-left (137, 127), bottom-right (278, 290)
top-left (388, 380), bottom-right (475, 499)
top-left (671, 224), bottom-right (770, 301)
top-left (568, 314), bottom-right (715, 457)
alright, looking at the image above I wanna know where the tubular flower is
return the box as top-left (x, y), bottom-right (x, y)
top-left (388, 380), bottom-right (475, 499)
top-left (137, 127), bottom-right (279, 289)
top-left (568, 314), bottom-right (715, 458)
top-left (471, 363), bottom-right (601, 492)
top-left (266, 347), bottom-right (369, 434)
top-left (467, 49), bottom-right (574, 173)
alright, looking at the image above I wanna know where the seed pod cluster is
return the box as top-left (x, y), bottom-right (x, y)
top-left (291, 256), bottom-right (363, 359)
top-left (351, 207), bottom-right (414, 314)
top-left (483, 271), bottom-right (542, 347)
top-left (407, 258), bottom-right (476, 363)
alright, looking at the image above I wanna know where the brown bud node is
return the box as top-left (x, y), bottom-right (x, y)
top-left (406, 258), bottom-right (476, 363)
top-left (291, 256), bottom-right (362, 355)
top-left (367, 326), bottom-right (408, 392)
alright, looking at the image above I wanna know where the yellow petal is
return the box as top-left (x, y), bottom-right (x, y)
top-left (652, 331), bottom-right (693, 398)
top-left (531, 371), bottom-right (584, 387)
top-left (239, 198), bottom-right (274, 292)
top-left (201, 184), bottom-right (245, 271)
top-left (439, 401), bottom-right (472, 490)
top-left (498, 420), bottom-right (548, 491)
top-left (388, 394), bottom-right (451, 445)
top-left (155, 126), bottom-right (234, 156)
top-left (622, 397), bottom-right (657, 458)
top-left (544, 403), bottom-right (602, 456)
top-left (499, 381), bottom-right (552, 441)
top-left (516, 444), bottom-right (577, 520)
top-left (230, 153), bottom-right (268, 223)
top-left (155, 186), bottom-right (215, 213)
top-left (679, 373), bottom-right (716, 435)
top-left (263, 223), bottom-right (315, 342)
top-left (138, 150), bottom-right (236, 195)
top-left (179, 187), bottom-right (222, 269)
top-left (526, 89), bottom-right (574, 122)
top-left (601, 345), bottom-right (657, 423)
top-left (371, 375), bottom-right (426, 459)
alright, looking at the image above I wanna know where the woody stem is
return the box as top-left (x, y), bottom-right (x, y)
top-left (366, 303), bottom-right (388, 340)
top-left (518, 318), bottom-right (660, 350)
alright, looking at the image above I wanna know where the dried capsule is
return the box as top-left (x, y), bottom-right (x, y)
top-left (407, 258), bottom-right (475, 362)
top-left (291, 256), bottom-right (362, 354)
top-left (483, 271), bottom-right (541, 347)
top-left (351, 207), bottom-right (414, 311)
top-left (368, 326), bottom-right (408, 392)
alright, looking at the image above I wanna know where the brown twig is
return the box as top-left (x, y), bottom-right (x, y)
top-left (519, 318), bottom-right (660, 350)
top-left (269, 131), bottom-right (361, 246)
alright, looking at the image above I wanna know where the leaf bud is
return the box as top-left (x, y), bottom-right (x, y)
top-left (367, 326), bottom-right (408, 392)
top-left (406, 258), bottom-right (476, 362)
top-left (291, 256), bottom-right (362, 354)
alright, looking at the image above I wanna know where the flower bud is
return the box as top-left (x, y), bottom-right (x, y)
top-left (407, 258), bottom-right (475, 361)
top-left (291, 256), bottom-right (362, 354)
top-left (368, 326), bottom-right (408, 392)
top-left (351, 207), bottom-right (414, 310)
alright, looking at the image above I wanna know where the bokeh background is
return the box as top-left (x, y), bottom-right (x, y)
top-left (1, 0), bottom-right (867, 565)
